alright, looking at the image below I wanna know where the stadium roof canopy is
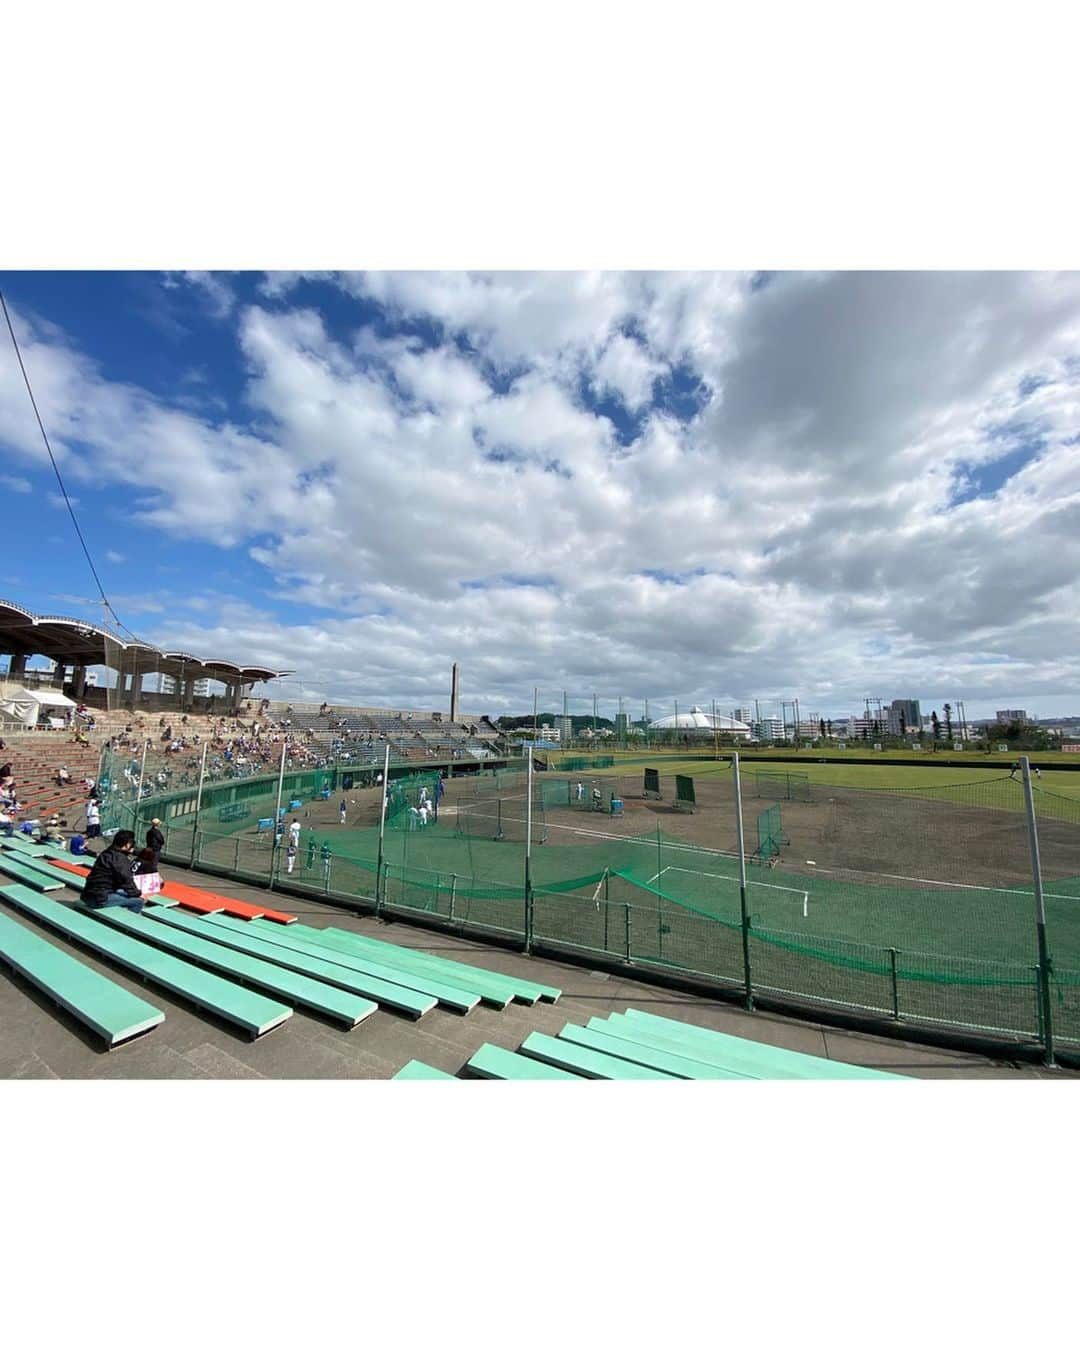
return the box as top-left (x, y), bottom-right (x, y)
top-left (0, 598), bottom-right (289, 687)
top-left (648, 705), bottom-right (751, 734)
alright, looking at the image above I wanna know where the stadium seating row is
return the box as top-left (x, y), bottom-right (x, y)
top-left (0, 855), bottom-right (561, 1054)
top-left (392, 1009), bottom-right (908, 1080)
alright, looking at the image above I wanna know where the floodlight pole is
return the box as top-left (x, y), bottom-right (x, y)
top-left (524, 745), bottom-right (534, 953)
top-left (268, 737), bottom-right (287, 891)
top-left (732, 751), bottom-right (754, 1010)
top-left (189, 742), bottom-right (209, 867)
top-left (375, 741), bottom-right (391, 917)
top-left (1020, 755), bottom-right (1054, 1066)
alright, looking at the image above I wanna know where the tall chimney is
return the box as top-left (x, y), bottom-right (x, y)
top-left (450, 662), bottom-right (460, 723)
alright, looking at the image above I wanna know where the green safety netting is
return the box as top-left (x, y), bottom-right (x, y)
top-left (94, 755), bottom-right (1080, 1052)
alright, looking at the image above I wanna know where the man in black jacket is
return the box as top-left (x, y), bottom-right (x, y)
top-left (83, 830), bottom-right (144, 912)
top-left (146, 817), bottom-right (165, 866)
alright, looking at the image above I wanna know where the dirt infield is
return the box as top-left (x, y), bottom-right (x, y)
top-left (449, 772), bottom-right (1080, 893)
top-left (196, 765), bottom-right (1080, 900)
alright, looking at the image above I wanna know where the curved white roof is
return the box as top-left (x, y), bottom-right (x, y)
top-left (649, 705), bottom-right (751, 733)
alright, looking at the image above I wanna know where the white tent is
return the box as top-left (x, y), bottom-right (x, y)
top-left (0, 687), bottom-right (76, 728)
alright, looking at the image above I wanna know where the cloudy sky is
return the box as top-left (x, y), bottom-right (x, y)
top-left (1, 270), bottom-right (1079, 720)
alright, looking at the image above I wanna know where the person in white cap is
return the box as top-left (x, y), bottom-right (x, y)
top-left (146, 817), bottom-right (165, 867)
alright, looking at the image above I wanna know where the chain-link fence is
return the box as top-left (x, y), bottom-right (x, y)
top-left (95, 745), bottom-right (1080, 1062)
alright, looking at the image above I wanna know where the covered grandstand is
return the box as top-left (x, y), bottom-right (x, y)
top-left (0, 598), bottom-right (288, 715)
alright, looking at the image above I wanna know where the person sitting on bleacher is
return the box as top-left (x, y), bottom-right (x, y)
top-left (83, 830), bottom-right (145, 913)
top-left (36, 814), bottom-right (66, 845)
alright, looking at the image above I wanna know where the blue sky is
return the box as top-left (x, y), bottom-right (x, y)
top-left (2, 270), bottom-right (1080, 719)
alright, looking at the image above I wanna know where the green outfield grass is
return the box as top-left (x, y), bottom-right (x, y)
top-left (553, 750), bottom-right (1080, 801)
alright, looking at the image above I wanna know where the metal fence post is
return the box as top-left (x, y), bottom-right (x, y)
top-left (888, 948), bottom-right (899, 1020)
top-left (449, 874), bottom-right (457, 924)
top-left (189, 742), bottom-right (208, 867)
top-left (624, 903), bottom-right (631, 962)
top-left (375, 743), bottom-right (390, 917)
top-left (524, 746), bottom-right (534, 953)
top-left (603, 868), bottom-right (610, 951)
top-left (1020, 756), bottom-right (1055, 1065)
top-left (732, 751), bottom-right (754, 1010)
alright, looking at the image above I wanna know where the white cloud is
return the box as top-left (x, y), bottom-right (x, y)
top-left (3, 275), bottom-right (1080, 715)
top-left (163, 270), bottom-right (236, 319)
top-left (105, 549), bottom-right (125, 563)
top-left (0, 473), bottom-right (31, 493)
top-left (592, 332), bottom-right (665, 411)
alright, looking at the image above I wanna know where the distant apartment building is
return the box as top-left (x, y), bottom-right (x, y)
top-left (733, 707), bottom-right (754, 726)
top-left (997, 709), bottom-right (1029, 724)
top-left (886, 699), bottom-right (921, 735)
top-left (155, 674), bottom-right (212, 698)
top-left (751, 716), bottom-right (785, 742)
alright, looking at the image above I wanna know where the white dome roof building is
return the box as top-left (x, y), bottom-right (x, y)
top-left (648, 705), bottom-right (751, 739)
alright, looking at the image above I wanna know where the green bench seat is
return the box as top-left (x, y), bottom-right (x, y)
top-left (85, 906), bottom-right (378, 1030)
top-left (0, 884), bottom-right (292, 1039)
top-left (304, 923), bottom-right (560, 1004)
top-left (3, 854), bottom-right (88, 891)
top-left (0, 908), bottom-right (164, 1047)
top-left (260, 922), bottom-right (514, 1009)
top-left (518, 1030), bottom-right (676, 1080)
top-left (561, 1022), bottom-right (752, 1080)
top-left (619, 1009), bottom-right (907, 1080)
top-left (393, 1060), bottom-right (457, 1080)
top-left (1, 837), bottom-right (53, 858)
top-left (467, 1042), bottom-right (584, 1080)
top-left (203, 914), bottom-right (477, 1014)
top-left (0, 855), bottom-right (66, 892)
top-left (145, 908), bottom-right (438, 1019)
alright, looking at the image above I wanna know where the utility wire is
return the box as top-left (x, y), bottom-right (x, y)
top-left (1, 288), bottom-right (143, 645)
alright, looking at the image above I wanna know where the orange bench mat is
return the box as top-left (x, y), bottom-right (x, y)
top-left (48, 859), bottom-right (91, 877)
top-left (160, 879), bottom-right (296, 924)
top-left (47, 859), bottom-right (294, 924)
